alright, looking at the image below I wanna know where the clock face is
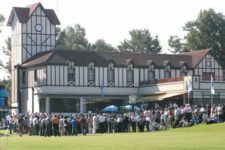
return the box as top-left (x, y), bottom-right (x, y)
top-left (35, 24), bottom-right (42, 32)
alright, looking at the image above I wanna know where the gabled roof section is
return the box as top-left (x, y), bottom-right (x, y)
top-left (21, 49), bottom-right (211, 69)
top-left (163, 60), bottom-right (170, 66)
top-left (21, 50), bottom-right (111, 68)
top-left (99, 52), bottom-right (192, 68)
top-left (179, 49), bottom-right (210, 68)
top-left (22, 51), bottom-right (55, 67)
top-left (7, 2), bottom-right (60, 26)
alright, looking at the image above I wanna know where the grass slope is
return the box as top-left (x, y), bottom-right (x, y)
top-left (0, 124), bottom-right (224, 150)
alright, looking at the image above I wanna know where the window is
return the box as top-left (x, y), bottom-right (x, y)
top-left (206, 61), bottom-right (211, 67)
top-left (127, 63), bottom-right (134, 87)
top-left (107, 63), bottom-right (115, 86)
top-left (127, 70), bottom-right (133, 82)
top-left (22, 71), bottom-right (26, 84)
top-left (68, 68), bottom-right (75, 82)
top-left (202, 72), bottom-right (214, 80)
top-left (68, 61), bottom-right (75, 86)
top-left (181, 65), bottom-right (187, 77)
top-left (165, 65), bottom-right (171, 78)
top-left (205, 58), bottom-right (211, 67)
top-left (88, 62), bottom-right (95, 86)
top-left (148, 70), bottom-right (155, 81)
top-left (34, 70), bottom-right (37, 82)
top-left (148, 64), bottom-right (155, 81)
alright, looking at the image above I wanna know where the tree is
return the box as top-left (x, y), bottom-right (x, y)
top-left (168, 9), bottom-right (225, 65)
top-left (56, 24), bottom-right (90, 50)
top-left (168, 35), bottom-right (188, 54)
top-left (1, 37), bottom-right (11, 76)
top-left (92, 39), bottom-right (117, 52)
top-left (0, 14), bottom-right (5, 33)
top-left (118, 29), bottom-right (162, 54)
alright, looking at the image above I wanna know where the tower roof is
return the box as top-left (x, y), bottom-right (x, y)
top-left (7, 2), bottom-right (60, 26)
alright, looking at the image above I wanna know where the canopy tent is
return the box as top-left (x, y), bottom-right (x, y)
top-left (102, 105), bottom-right (118, 112)
top-left (124, 105), bottom-right (140, 111)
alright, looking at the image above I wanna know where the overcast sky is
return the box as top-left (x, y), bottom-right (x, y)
top-left (0, 0), bottom-right (225, 80)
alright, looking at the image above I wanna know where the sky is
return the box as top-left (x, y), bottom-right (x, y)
top-left (0, 0), bottom-right (225, 80)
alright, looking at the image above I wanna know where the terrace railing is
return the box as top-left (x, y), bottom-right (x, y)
top-left (200, 75), bottom-right (225, 82)
top-left (139, 77), bottom-right (184, 86)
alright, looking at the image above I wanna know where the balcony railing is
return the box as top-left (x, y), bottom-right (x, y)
top-left (140, 77), bottom-right (184, 86)
top-left (200, 75), bottom-right (225, 82)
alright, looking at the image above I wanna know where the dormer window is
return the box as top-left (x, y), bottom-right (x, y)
top-left (165, 64), bottom-right (170, 70)
top-left (127, 63), bottom-right (134, 87)
top-left (148, 64), bottom-right (155, 81)
top-left (88, 62), bottom-right (95, 86)
top-left (165, 64), bottom-right (171, 78)
top-left (68, 61), bottom-right (75, 86)
top-left (107, 63), bottom-right (115, 86)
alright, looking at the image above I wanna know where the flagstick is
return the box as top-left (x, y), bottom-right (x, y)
top-left (211, 92), bottom-right (213, 106)
top-left (188, 92), bottom-right (190, 104)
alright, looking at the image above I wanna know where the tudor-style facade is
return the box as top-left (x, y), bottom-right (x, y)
top-left (8, 3), bottom-right (225, 114)
top-left (7, 3), bottom-right (60, 111)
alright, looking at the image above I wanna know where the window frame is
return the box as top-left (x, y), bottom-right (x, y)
top-left (164, 64), bottom-right (171, 78)
top-left (67, 61), bottom-right (75, 86)
top-left (148, 64), bottom-right (155, 81)
top-left (127, 63), bottom-right (134, 87)
top-left (88, 62), bottom-right (95, 86)
top-left (107, 63), bottom-right (115, 86)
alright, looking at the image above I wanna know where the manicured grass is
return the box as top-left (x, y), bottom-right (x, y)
top-left (0, 124), bottom-right (225, 150)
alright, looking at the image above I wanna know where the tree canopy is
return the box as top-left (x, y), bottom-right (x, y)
top-left (0, 14), bottom-right (5, 33)
top-left (168, 9), bottom-right (225, 65)
top-left (0, 37), bottom-right (11, 77)
top-left (56, 24), bottom-right (90, 50)
top-left (91, 39), bottom-right (117, 52)
top-left (118, 29), bottom-right (162, 54)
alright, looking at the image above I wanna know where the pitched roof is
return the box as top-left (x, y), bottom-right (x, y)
top-left (22, 50), bottom-right (111, 67)
top-left (179, 49), bottom-right (210, 68)
top-left (98, 51), bottom-right (192, 68)
top-left (7, 2), bottom-right (60, 26)
top-left (21, 49), bottom-right (211, 69)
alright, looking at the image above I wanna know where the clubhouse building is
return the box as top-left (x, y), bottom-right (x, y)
top-left (7, 3), bottom-right (225, 113)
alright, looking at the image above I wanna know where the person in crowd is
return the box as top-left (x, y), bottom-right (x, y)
top-left (123, 113), bottom-right (129, 132)
top-left (130, 113), bottom-right (136, 132)
top-left (52, 115), bottom-right (60, 136)
top-left (18, 116), bottom-right (24, 136)
top-left (216, 104), bottom-right (223, 122)
top-left (42, 115), bottom-right (49, 137)
top-left (144, 110), bottom-right (150, 131)
top-left (64, 116), bottom-right (71, 136)
top-left (59, 115), bottom-right (65, 136)
top-left (8, 115), bottom-right (14, 134)
top-left (70, 117), bottom-right (78, 136)
top-left (33, 115), bottom-right (39, 135)
top-left (79, 115), bottom-right (87, 136)
top-left (92, 114), bottom-right (98, 134)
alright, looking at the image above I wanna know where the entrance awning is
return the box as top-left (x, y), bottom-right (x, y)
top-left (140, 91), bottom-right (186, 101)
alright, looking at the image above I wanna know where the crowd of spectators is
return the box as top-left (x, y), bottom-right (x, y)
top-left (0, 103), bottom-right (225, 137)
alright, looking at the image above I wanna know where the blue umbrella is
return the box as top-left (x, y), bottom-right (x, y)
top-left (102, 105), bottom-right (118, 112)
top-left (124, 105), bottom-right (140, 111)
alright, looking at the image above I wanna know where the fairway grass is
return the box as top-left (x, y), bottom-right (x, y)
top-left (0, 124), bottom-right (225, 150)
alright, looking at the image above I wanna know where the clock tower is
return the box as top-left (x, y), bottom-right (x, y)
top-left (7, 2), bottom-right (60, 63)
top-left (7, 3), bottom-right (60, 109)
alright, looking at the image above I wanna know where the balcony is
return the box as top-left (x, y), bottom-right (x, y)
top-left (200, 75), bottom-right (225, 82)
top-left (139, 77), bottom-right (184, 86)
